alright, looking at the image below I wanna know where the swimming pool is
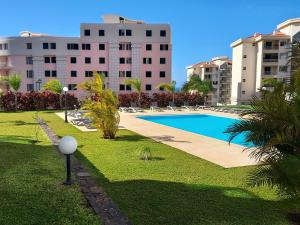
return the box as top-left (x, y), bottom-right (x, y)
top-left (138, 114), bottom-right (252, 147)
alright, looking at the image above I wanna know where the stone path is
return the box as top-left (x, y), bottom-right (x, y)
top-left (38, 119), bottom-right (132, 225)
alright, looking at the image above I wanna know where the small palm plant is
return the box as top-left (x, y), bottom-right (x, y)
top-left (1, 74), bottom-right (22, 111)
top-left (124, 79), bottom-right (142, 106)
top-left (79, 72), bottom-right (120, 139)
top-left (157, 80), bottom-right (176, 104)
top-left (139, 147), bottom-right (152, 161)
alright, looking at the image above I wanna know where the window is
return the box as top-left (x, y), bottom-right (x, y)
top-left (160, 71), bottom-right (166, 78)
top-left (99, 57), bottom-right (105, 64)
top-left (44, 57), bottom-right (56, 64)
top-left (119, 58), bottom-right (125, 64)
top-left (84, 29), bottom-right (90, 36)
top-left (252, 43), bottom-right (256, 46)
top-left (119, 29), bottom-right (125, 36)
top-left (26, 57), bottom-right (33, 65)
top-left (145, 84), bottom-right (152, 91)
top-left (160, 44), bottom-right (168, 51)
top-left (119, 84), bottom-right (125, 91)
top-left (70, 71), bottom-right (77, 77)
top-left (146, 44), bottom-right (152, 51)
top-left (70, 57), bottom-right (77, 64)
top-left (205, 68), bottom-right (210, 72)
top-left (82, 43), bottom-right (91, 50)
top-left (50, 43), bottom-right (56, 49)
top-left (119, 71), bottom-right (125, 77)
top-left (67, 43), bottom-right (79, 50)
top-left (52, 71), bottom-right (57, 77)
top-left (26, 70), bottom-right (34, 78)
top-left (26, 43), bottom-right (32, 49)
top-left (279, 66), bottom-right (288, 72)
top-left (126, 71), bottom-right (132, 77)
top-left (126, 58), bottom-right (132, 64)
top-left (126, 29), bottom-right (132, 36)
top-left (85, 57), bottom-right (91, 64)
top-left (98, 71), bottom-right (108, 77)
top-left (44, 57), bottom-right (50, 63)
top-left (146, 30), bottom-right (152, 37)
top-left (160, 58), bottom-right (166, 64)
top-left (68, 84), bottom-right (77, 90)
top-left (45, 70), bottom-right (51, 77)
top-left (146, 71), bottom-right (152, 77)
top-left (265, 41), bottom-right (273, 49)
top-left (243, 67), bottom-right (246, 70)
top-left (99, 30), bottom-right (105, 36)
top-left (85, 71), bottom-right (93, 77)
top-left (160, 30), bottom-right (166, 37)
top-left (280, 41), bottom-right (286, 47)
top-left (27, 84), bottom-right (34, 91)
top-left (43, 43), bottom-right (49, 49)
top-left (126, 84), bottom-right (131, 91)
top-left (242, 91), bottom-right (246, 94)
top-left (0, 43), bottom-right (8, 50)
top-left (143, 58), bottom-right (152, 64)
top-left (243, 55), bottom-right (247, 58)
top-left (119, 29), bottom-right (132, 36)
top-left (99, 44), bottom-right (105, 50)
top-left (119, 42), bottom-right (132, 50)
top-left (242, 79), bottom-right (246, 82)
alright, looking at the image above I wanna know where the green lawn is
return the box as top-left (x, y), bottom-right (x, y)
top-left (0, 112), bottom-right (100, 225)
top-left (40, 111), bottom-right (300, 225)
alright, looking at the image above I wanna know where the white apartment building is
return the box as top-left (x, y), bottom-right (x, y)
top-left (186, 56), bottom-right (232, 105)
top-left (230, 18), bottom-right (300, 105)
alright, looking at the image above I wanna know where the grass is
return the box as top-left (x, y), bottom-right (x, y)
top-left (0, 112), bottom-right (100, 225)
top-left (40, 111), bottom-right (300, 225)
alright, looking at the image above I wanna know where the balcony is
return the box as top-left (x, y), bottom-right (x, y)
top-left (0, 62), bottom-right (12, 69)
top-left (263, 58), bottom-right (278, 63)
top-left (264, 45), bottom-right (279, 50)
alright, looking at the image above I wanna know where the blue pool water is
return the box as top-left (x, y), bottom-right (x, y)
top-left (138, 114), bottom-right (253, 147)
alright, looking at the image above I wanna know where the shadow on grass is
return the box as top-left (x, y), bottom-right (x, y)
top-left (75, 149), bottom-right (290, 225)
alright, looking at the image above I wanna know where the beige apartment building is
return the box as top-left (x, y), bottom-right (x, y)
top-left (186, 56), bottom-right (232, 105)
top-left (230, 18), bottom-right (300, 105)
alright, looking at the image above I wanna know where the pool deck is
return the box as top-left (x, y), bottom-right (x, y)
top-left (56, 110), bottom-right (259, 168)
top-left (119, 109), bottom-right (258, 168)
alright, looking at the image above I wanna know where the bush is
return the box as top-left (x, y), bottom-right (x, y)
top-left (118, 92), bottom-right (204, 108)
top-left (0, 91), bottom-right (78, 111)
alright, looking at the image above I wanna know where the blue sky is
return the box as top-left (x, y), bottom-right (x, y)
top-left (1, 0), bottom-right (300, 86)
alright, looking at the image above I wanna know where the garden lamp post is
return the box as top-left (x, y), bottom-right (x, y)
top-left (58, 136), bottom-right (77, 185)
top-left (63, 86), bottom-right (69, 123)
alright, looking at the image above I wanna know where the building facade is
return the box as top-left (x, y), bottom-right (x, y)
top-left (230, 18), bottom-right (300, 105)
top-left (0, 15), bottom-right (172, 97)
top-left (186, 56), bottom-right (232, 105)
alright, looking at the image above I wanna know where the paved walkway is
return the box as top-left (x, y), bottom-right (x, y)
top-left (56, 109), bottom-right (258, 168)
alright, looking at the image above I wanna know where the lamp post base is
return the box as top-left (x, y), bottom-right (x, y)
top-left (63, 154), bottom-right (72, 186)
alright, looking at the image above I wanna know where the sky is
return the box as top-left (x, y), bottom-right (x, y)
top-left (1, 0), bottom-right (300, 87)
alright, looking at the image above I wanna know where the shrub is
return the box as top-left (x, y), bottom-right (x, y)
top-left (118, 92), bottom-right (204, 108)
top-left (0, 91), bottom-right (78, 111)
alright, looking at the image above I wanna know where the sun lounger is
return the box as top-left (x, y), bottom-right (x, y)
top-left (128, 102), bottom-right (144, 113)
top-left (182, 102), bottom-right (196, 111)
top-left (150, 102), bottom-right (163, 112)
top-left (167, 102), bottom-right (182, 111)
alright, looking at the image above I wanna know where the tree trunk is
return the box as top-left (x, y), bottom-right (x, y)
top-left (172, 93), bottom-right (175, 104)
top-left (14, 92), bottom-right (17, 111)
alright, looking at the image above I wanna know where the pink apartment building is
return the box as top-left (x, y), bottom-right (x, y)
top-left (0, 15), bottom-right (172, 97)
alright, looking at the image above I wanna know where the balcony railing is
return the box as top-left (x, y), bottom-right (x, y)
top-left (264, 45), bottom-right (279, 50)
top-left (0, 62), bottom-right (12, 69)
top-left (263, 58), bottom-right (278, 63)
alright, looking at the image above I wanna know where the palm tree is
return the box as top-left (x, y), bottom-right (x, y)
top-left (157, 80), bottom-right (176, 103)
top-left (79, 72), bottom-right (119, 139)
top-left (42, 79), bottom-right (63, 94)
top-left (182, 75), bottom-right (213, 105)
top-left (1, 74), bottom-right (22, 111)
top-left (124, 79), bottom-right (142, 106)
